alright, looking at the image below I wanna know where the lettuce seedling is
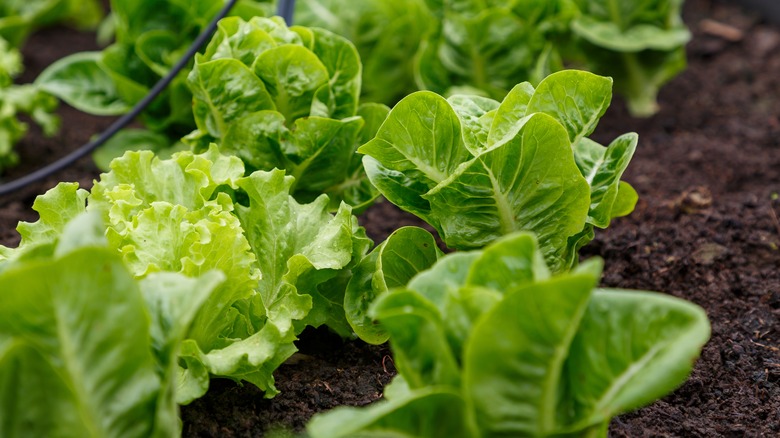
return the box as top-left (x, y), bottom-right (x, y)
top-left (308, 232), bottom-right (710, 437)
top-left (0, 212), bottom-right (223, 438)
top-left (361, 70), bottom-right (637, 273)
top-left (185, 16), bottom-right (389, 211)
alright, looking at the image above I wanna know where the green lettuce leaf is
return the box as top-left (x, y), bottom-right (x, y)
top-left (308, 232), bottom-right (710, 437)
top-left (362, 71), bottom-right (637, 271)
top-left (570, 0), bottom-right (691, 116)
top-left (0, 212), bottom-right (221, 438)
top-left (187, 16), bottom-right (385, 211)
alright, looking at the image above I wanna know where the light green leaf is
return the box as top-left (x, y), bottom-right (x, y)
top-left (296, 27), bottom-right (361, 119)
top-left (345, 226), bottom-right (441, 344)
top-left (359, 91), bottom-right (471, 220)
top-left (463, 272), bottom-right (599, 436)
top-left (447, 94), bottom-right (499, 154)
top-left (465, 232), bottom-right (550, 291)
top-left (188, 58), bottom-right (275, 138)
top-left (235, 169), bottom-right (360, 331)
top-left (220, 110), bottom-right (287, 173)
top-left (562, 289), bottom-right (710, 430)
top-left (202, 16), bottom-right (280, 67)
top-left (486, 81), bottom-right (535, 147)
top-left (424, 113), bottom-right (590, 271)
top-left (574, 134), bottom-right (638, 228)
top-left (525, 70), bottom-right (613, 147)
top-left (611, 181), bottom-right (638, 218)
top-left (371, 290), bottom-right (461, 390)
top-left (35, 51), bottom-right (130, 115)
top-left (252, 44), bottom-right (330, 123)
top-left (1, 183), bottom-right (88, 261)
top-left (0, 246), bottom-right (173, 438)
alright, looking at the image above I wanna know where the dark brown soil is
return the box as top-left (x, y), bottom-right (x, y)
top-left (1, 0), bottom-right (778, 436)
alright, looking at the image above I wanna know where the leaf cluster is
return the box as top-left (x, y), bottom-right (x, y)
top-left (0, 37), bottom-right (59, 174)
top-left (309, 232), bottom-right (710, 437)
top-left (361, 70), bottom-right (637, 273)
top-left (184, 16), bottom-right (390, 211)
top-left (0, 145), bottom-right (371, 409)
top-left (285, 0), bottom-right (689, 116)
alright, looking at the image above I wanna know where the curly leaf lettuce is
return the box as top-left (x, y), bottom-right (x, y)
top-left (2, 145), bottom-right (370, 403)
top-left (361, 70), bottom-right (635, 272)
top-left (308, 232), bottom-right (710, 437)
top-left (86, 146), bottom-right (368, 401)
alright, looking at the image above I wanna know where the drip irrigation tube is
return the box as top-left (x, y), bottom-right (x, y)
top-left (0, 0), bottom-right (250, 197)
top-left (278, 0), bottom-right (296, 25)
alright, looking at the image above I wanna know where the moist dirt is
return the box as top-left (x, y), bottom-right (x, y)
top-left (1, 0), bottom-right (778, 436)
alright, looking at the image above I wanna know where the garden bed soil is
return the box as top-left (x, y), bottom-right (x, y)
top-left (1, 0), bottom-right (778, 436)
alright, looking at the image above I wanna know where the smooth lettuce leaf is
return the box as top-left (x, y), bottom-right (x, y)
top-left (362, 71), bottom-right (637, 271)
top-left (0, 213), bottom-right (220, 438)
top-left (570, 0), bottom-right (691, 116)
top-left (309, 232), bottom-right (710, 436)
top-left (574, 135), bottom-right (638, 228)
top-left (345, 226), bottom-right (442, 344)
top-left (35, 51), bottom-right (129, 115)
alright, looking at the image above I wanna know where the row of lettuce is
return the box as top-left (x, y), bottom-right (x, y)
top-left (0, 0), bottom-right (689, 174)
top-left (0, 10), bottom-right (708, 438)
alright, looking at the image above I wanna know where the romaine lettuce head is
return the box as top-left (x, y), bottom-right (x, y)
top-left (308, 232), bottom-right (710, 437)
top-left (186, 16), bottom-right (388, 212)
top-left (360, 70), bottom-right (637, 272)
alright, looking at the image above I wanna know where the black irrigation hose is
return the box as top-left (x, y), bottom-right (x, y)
top-left (0, 0), bottom-right (240, 197)
top-left (277, 0), bottom-right (296, 25)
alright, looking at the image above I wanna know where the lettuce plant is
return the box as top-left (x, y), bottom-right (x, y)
top-left (291, 0), bottom-right (434, 104)
top-left (0, 0), bottom-right (103, 47)
top-left (308, 232), bottom-right (710, 437)
top-left (569, 0), bottom-right (690, 116)
top-left (0, 211), bottom-right (223, 438)
top-left (0, 36), bottom-right (59, 174)
top-left (360, 70), bottom-right (637, 273)
top-left (283, 0), bottom-right (688, 116)
top-left (185, 16), bottom-right (389, 211)
top-left (34, 0), bottom-right (272, 148)
top-left (417, 0), bottom-right (575, 100)
top-left (0, 145), bottom-right (371, 403)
